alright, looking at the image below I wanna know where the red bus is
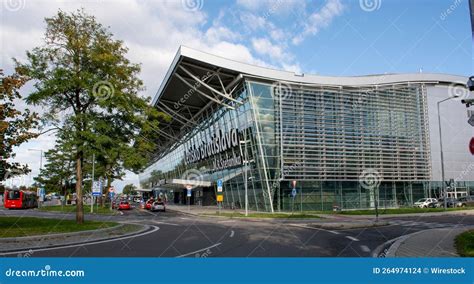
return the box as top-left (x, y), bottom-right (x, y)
top-left (4, 189), bottom-right (38, 209)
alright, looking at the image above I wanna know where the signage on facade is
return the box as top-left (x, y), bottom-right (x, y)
top-left (184, 127), bottom-right (243, 171)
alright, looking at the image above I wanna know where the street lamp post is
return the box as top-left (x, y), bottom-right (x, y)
top-left (437, 95), bottom-right (458, 209)
top-left (28, 149), bottom-right (43, 171)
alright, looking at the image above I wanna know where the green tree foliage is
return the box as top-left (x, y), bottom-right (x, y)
top-left (34, 133), bottom-right (76, 195)
top-left (0, 69), bottom-right (39, 182)
top-left (122, 184), bottom-right (137, 196)
top-left (17, 9), bottom-right (163, 224)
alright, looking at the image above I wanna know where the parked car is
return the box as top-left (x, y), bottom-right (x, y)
top-left (457, 196), bottom-right (474, 207)
top-left (150, 201), bottom-right (166, 212)
top-left (436, 198), bottom-right (462, 208)
top-left (413, 198), bottom-right (438, 208)
top-left (118, 201), bottom-right (131, 210)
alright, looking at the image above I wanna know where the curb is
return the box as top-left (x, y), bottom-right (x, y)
top-left (384, 226), bottom-right (474, 257)
top-left (0, 224), bottom-right (125, 242)
top-left (0, 224), bottom-right (149, 254)
top-left (307, 221), bottom-right (390, 230)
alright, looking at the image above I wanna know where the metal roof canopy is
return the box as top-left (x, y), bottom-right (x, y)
top-left (150, 46), bottom-right (468, 161)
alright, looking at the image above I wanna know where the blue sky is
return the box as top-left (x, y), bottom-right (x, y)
top-left (1, 0), bottom-right (471, 190)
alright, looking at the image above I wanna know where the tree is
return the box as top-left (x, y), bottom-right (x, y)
top-left (17, 9), bottom-right (163, 224)
top-left (35, 134), bottom-right (76, 196)
top-left (122, 184), bottom-right (137, 196)
top-left (0, 69), bottom-right (39, 182)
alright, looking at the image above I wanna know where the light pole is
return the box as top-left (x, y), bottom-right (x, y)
top-left (28, 149), bottom-right (43, 171)
top-left (437, 95), bottom-right (459, 209)
top-left (28, 148), bottom-right (43, 206)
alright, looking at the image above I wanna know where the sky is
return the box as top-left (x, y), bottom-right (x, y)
top-left (1, 0), bottom-right (471, 192)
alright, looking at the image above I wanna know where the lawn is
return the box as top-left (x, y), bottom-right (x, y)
top-left (335, 207), bottom-right (474, 215)
top-left (203, 212), bottom-right (320, 219)
top-left (455, 230), bottom-right (474, 257)
top-left (39, 205), bottom-right (116, 215)
top-left (0, 216), bottom-right (117, 238)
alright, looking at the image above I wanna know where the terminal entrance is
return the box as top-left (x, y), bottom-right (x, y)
top-left (173, 186), bottom-right (216, 206)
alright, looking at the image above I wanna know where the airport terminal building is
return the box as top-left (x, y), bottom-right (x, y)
top-left (139, 46), bottom-right (473, 212)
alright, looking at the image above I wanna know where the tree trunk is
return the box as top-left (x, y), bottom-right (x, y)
top-left (75, 150), bottom-right (84, 224)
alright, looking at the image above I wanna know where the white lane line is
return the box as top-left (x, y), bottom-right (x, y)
top-left (230, 230), bottom-right (235, 238)
top-left (153, 221), bottom-right (179, 226)
top-left (176, 242), bottom-right (222, 258)
top-left (360, 245), bottom-right (370, 252)
top-left (345, 236), bottom-right (359, 242)
top-left (180, 217), bottom-right (190, 220)
top-left (218, 220), bottom-right (235, 223)
top-left (0, 225), bottom-right (160, 256)
top-left (288, 224), bottom-right (340, 235)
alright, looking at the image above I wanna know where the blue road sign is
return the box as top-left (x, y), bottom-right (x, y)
top-left (217, 179), bottom-right (223, 193)
top-left (291, 188), bottom-right (297, 198)
top-left (187, 189), bottom-right (192, 197)
top-left (109, 192), bottom-right (115, 199)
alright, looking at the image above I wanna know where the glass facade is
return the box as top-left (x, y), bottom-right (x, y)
top-left (140, 78), bottom-right (474, 212)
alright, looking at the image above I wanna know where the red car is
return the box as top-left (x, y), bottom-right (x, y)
top-left (118, 201), bottom-right (131, 210)
top-left (145, 199), bottom-right (154, 210)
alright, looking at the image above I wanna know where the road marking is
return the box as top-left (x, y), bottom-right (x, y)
top-left (180, 217), bottom-right (190, 220)
top-left (0, 225), bottom-right (160, 256)
top-left (288, 224), bottom-right (340, 235)
top-left (152, 221), bottom-right (179, 226)
top-left (176, 242), bottom-right (222, 258)
top-left (230, 230), bottom-right (235, 238)
top-left (360, 245), bottom-right (370, 252)
top-left (345, 236), bottom-right (359, 242)
top-left (218, 220), bottom-right (235, 223)
top-left (119, 211), bottom-right (124, 215)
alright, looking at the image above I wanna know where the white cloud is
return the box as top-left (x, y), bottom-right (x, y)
top-left (292, 0), bottom-right (345, 45)
top-left (1, 0), bottom-right (284, 187)
top-left (252, 37), bottom-right (288, 61)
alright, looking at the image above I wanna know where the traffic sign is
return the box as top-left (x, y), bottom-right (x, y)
top-left (468, 114), bottom-right (474, 127)
top-left (217, 179), bottom-right (223, 193)
top-left (217, 195), bottom-right (223, 202)
top-left (470, 137), bottom-right (474, 155)
top-left (92, 181), bottom-right (101, 196)
top-left (291, 188), bottom-right (297, 198)
top-left (109, 191), bottom-right (115, 199)
top-left (187, 189), bottom-right (192, 197)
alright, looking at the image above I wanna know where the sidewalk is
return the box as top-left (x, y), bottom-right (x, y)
top-left (386, 226), bottom-right (474, 257)
top-left (167, 205), bottom-right (389, 229)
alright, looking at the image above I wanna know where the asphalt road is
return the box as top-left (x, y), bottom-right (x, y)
top-left (1, 206), bottom-right (473, 257)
